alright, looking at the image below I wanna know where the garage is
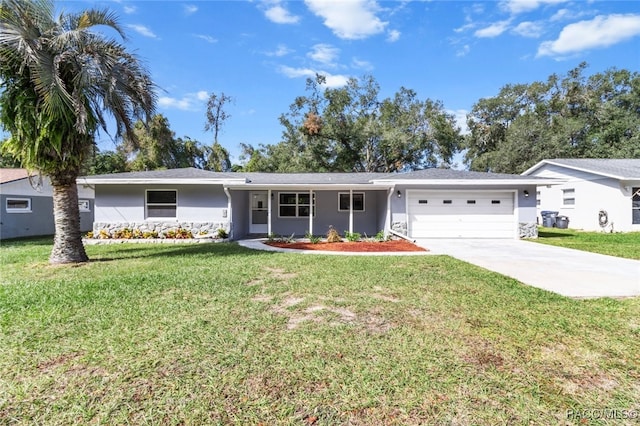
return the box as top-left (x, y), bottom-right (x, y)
top-left (407, 190), bottom-right (515, 238)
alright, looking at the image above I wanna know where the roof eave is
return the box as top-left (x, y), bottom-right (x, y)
top-left (370, 178), bottom-right (557, 186)
top-left (77, 178), bottom-right (247, 185)
top-left (522, 160), bottom-right (633, 180)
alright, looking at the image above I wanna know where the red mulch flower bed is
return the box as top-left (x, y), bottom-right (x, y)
top-left (265, 239), bottom-right (427, 252)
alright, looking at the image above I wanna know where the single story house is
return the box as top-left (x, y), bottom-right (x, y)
top-left (1, 168), bottom-right (94, 240)
top-left (522, 159), bottom-right (640, 232)
top-left (79, 167), bottom-right (547, 240)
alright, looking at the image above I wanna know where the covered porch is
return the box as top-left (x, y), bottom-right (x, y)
top-left (228, 187), bottom-right (390, 239)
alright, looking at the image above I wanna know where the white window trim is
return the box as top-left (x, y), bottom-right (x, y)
top-left (278, 192), bottom-right (315, 218)
top-left (145, 189), bottom-right (178, 220)
top-left (338, 192), bottom-right (365, 212)
top-left (6, 197), bottom-right (32, 213)
top-left (562, 188), bottom-right (575, 207)
top-left (78, 199), bottom-right (91, 212)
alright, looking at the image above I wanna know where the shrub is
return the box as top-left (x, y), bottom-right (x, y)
top-left (98, 229), bottom-right (110, 239)
top-left (375, 230), bottom-right (388, 242)
top-left (85, 231), bottom-right (94, 239)
top-left (326, 226), bottom-right (342, 243)
top-left (216, 228), bottom-right (228, 239)
top-left (305, 231), bottom-right (321, 244)
top-left (344, 231), bottom-right (361, 242)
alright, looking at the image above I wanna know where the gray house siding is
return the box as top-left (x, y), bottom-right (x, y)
top-left (1, 193), bottom-right (93, 241)
top-left (230, 189), bottom-right (248, 239)
top-left (93, 184), bottom-right (230, 236)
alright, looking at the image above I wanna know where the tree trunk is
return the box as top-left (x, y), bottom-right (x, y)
top-left (50, 182), bottom-right (89, 264)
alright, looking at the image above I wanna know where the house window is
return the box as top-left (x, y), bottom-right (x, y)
top-left (6, 198), bottom-right (31, 213)
top-left (562, 188), bottom-right (575, 206)
top-left (633, 188), bottom-right (640, 225)
top-left (279, 192), bottom-right (315, 217)
top-left (338, 192), bottom-right (365, 212)
top-left (146, 190), bottom-right (177, 218)
top-left (536, 191), bottom-right (541, 206)
top-left (78, 199), bottom-right (91, 212)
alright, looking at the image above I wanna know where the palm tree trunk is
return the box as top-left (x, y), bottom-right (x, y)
top-left (50, 183), bottom-right (89, 264)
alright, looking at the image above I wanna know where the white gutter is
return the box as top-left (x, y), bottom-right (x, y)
top-left (79, 178), bottom-right (247, 185)
top-left (370, 179), bottom-right (556, 186)
top-left (223, 187), bottom-right (233, 240)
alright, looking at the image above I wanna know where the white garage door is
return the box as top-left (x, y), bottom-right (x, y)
top-left (408, 191), bottom-right (515, 239)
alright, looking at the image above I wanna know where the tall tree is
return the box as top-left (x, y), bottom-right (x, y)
top-left (204, 92), bottom-right (232, 171)
top-left (264, 74), bottom-right (461, 172)
top-left (464, 63), bottom-right (640, 173)
top-left (0, 0), bottom-right (155, 263)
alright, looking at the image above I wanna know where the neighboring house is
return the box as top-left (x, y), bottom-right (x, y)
top-left (0, 169), bottom-right (94, 240)
top-left (79, 167), bottom-right (545, 240)
top-left (522, 159), bottom-right (640, 232)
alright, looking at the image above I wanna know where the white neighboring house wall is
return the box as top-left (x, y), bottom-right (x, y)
top-left (528, 164), bottom-right (638, 232)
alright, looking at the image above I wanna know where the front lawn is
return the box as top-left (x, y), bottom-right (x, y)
top-left (1, 239), bottom-right (639, 425)
top-left (536, 228), bottom-right (640, 260)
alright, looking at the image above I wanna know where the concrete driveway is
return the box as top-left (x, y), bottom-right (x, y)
top-left (416, 239), bottom-right (640, 298)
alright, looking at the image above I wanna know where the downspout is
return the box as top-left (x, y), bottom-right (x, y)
top-left (223, 187), bottom-right (233, 240)
top-left (389, 228), bottom-right (416, 243)
top-left (385, 185), bottom-right (394, 238)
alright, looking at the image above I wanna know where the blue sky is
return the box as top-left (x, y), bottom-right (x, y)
top-left (66, 1), bottom-right (640, 164)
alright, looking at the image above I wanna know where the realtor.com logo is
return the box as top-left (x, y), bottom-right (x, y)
top-left (566, 408), bottom-right (639, 421)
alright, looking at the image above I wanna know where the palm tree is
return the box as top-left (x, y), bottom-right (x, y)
top-left (0, 0), bottom-right (156, 263)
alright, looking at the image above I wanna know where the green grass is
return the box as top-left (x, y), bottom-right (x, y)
top-left (535, 228), bottom-right (640, 260)
top-left (1, 239), bottom-right (639, 425)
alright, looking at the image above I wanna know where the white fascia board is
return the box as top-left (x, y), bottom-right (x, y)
top-left (370, 179), bottom-right (558, 186)
top-left (523, 160), bottom-right (638, 180)
top-left (77, 178), bottom-right (247, 185)
top-left (225, 183), bottom-right (391, 190)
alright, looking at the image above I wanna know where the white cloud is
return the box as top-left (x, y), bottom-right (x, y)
top-left (449, 109), bottom-right (469, 135)
top-left (266, 44), bottom-right (293, 57)
top-left (264, 1), bottom-right (300, 24)
top-left (127, 24), bottom-right (157, 38)
top-left (123, 5), bottom-right (136, 14)
top-left (308, 44), bottom-right (340, 66)
top-left (158, 91), bottom-right (209, 111)
top-left (512, 21), bottom-right (544, 38)
top-left (304, 0), bottom-right (387, 40)
top-left (538, 14), bottom-right (640, 57)
top-left (456, 44), bottom-right (471, 57)
top-left (184, 4), bottom-right (198, 15)
top-left (352, 58), bottom-right (373, 71)
top-left (196, 91), bottom-right (209, 101)
top-left (194, 34), bottom-right (217, 44)
top-left (387, 29), bottom-right (401, 42)
top-left (500, 0), bottom-right (567, 15)
top-left (278, 66), bottom-right (349, 88)
top-left (474, 20), bottom-right (511, 38)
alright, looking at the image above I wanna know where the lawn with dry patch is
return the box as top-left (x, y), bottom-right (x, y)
top-left (1, 238), bottom-right (639, 425)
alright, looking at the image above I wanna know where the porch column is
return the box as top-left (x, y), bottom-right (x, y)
top-left (267, 189), bottom-right (272, 236)
top-left (349, 189), bottom-right (354, 234)
top-left (309, 189), bottom-right (314, 236)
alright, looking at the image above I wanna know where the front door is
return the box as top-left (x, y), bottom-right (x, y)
top-left (250, 191), bottom-right (268, 234)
